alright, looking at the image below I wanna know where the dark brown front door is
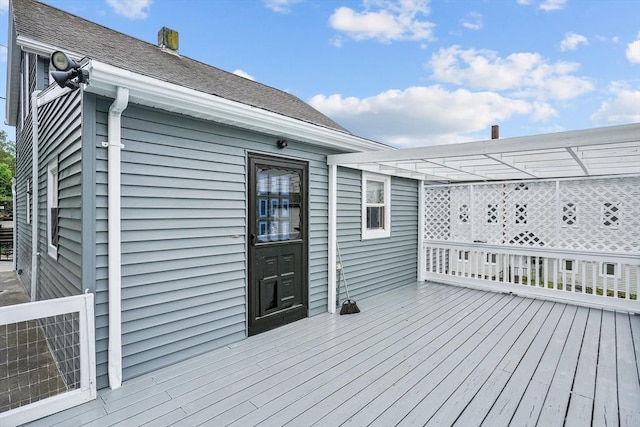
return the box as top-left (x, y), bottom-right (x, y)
top-left (248, 154), bottom-right (308, 336)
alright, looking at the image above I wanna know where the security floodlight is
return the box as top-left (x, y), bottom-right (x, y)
top-left (49, 51), bottom-right (88, 90)
top-left (52, 70), bottom-right (80, 90)
top-left (51, 51), bottom-right (79, 72)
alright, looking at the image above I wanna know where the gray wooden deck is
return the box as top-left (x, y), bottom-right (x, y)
top-left (28, 282), bottom-right (640, 426)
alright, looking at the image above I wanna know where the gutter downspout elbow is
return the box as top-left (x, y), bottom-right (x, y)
top-left (107, 87), bottom-right (129, 390)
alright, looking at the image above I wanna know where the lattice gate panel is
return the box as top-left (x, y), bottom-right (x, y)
top-left (424, 187), bottom-right (451, 241)
top-left (558, 177), bottom-right (640, 252)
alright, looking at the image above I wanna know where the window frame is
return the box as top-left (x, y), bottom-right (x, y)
top-left (561, 259), bottom-right (575, 272)
top-left (600, 262), bottom-right (619, 278)
top-left (47, 161), bottom-right (59, 259)
top-left (361, 171), bottom-right (391, 240)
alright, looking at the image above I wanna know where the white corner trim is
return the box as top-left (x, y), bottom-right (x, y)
top-left (86, 60), bottom-right (391, 154)
top-left (328, 164), bottom-right (337, 314)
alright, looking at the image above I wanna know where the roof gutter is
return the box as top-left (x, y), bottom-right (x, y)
top-left (85, 60), bottom-right (391, 153)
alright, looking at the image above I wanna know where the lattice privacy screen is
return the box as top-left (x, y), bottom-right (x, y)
top-left (424, 176), bottom-right (640, 253)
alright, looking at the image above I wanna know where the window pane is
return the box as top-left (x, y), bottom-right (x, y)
top-left (366, 206), bottom-right (383, 229)
top-left (256, 167), bottom-right (301, 242)
top-left (366, 181), bottom-right (384, 204)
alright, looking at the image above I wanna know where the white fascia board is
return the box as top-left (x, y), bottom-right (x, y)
top-left (327, 123), bottom-right (640, 165)
top-left (86, 60), bottom-right (391, 153)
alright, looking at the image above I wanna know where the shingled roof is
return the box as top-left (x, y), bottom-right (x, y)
top-left (10, 0), bottom-right (349, 133)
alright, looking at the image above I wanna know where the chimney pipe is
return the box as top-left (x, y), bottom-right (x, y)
top-left (491, 125), bottom-right (499, 139)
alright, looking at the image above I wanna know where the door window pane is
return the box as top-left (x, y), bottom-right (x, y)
top-left (256, 167), bottom-right (301, 242)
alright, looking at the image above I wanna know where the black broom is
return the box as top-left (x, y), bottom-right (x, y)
top-left (337, 243), bottom-right (360, 315)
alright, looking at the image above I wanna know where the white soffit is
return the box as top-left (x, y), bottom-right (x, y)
top-left (327, 123), bottom-right (640, 182)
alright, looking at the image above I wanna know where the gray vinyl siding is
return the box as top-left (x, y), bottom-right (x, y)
top-left (336, 167), bottom-right (418, 303)
top-left (15, 91), bottom-right (33, 294)
top-left (14, 53), bottom-right (51, 295)
top-left (93, 99), bottom-right (337, 388)
top-left (36, 89), bottom-right (83, 301)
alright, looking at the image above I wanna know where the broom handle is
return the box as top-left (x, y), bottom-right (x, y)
top-left (336, 243), bottom-right (351, 300)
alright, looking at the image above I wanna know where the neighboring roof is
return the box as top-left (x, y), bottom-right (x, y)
top-left (8, 0), bottom-right (348, 133)
top-left (328, 123), bottom-right (640, 182)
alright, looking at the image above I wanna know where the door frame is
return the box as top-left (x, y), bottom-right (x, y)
top-left (247, 152), bottom-right (309, 336)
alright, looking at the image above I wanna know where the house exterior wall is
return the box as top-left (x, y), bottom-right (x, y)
top-left (14, 53), bottom-right (79, 298)
top-left (336, 166), bottom-right (418, 303)
top-left (92, 98), bottom-right (338, 387)
top-left (35, 89), bottom-right (83, 301)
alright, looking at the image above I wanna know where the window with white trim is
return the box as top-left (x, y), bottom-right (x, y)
top-left (601, 262), bottom-right (618, 277)
top-left (562, 259), bottom-right (574, 272)
top-left (485, 253), bottom-right (497, 265)
top-left (362, 172), bottom-right (390, 239)
top-left (47, 161), bottom-right (59, 259)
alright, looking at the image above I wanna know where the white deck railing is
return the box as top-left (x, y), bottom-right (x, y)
top-left (421, 241), bottom-right (639, 313)
top-left (0, 293), bottom-right (96, 427)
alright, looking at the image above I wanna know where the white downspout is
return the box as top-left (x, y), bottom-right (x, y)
top-left (107, 87), bottom-right (129, 390)
top-left (11, 177), bottom-right (16, 272)
top-left (328, 164), bottom-right (337, 313)
top-left (30, 91), bottom-right (41, 301)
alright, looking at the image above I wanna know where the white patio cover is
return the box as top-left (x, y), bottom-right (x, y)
top-left (327, 123), bottom-right (640, 182)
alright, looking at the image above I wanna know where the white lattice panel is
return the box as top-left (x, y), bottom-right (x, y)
top-left (502, 181), bottom-right (556, 247)
top-left (558, 177), bottom-right (640, 253)
top-left (450, 187), bottom-right (472, 241)
top-left (470, 183), bottom-right (504, 244)
top-left (424, 187), bottom-right (451, 241)
top-left (424, 176), bottom-right (640, 254)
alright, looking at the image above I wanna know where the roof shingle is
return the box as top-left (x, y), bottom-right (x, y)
top-left (12, 0), bottom-right (350, 133)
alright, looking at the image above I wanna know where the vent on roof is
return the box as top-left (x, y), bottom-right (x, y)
top-left (158, 27), bottom-right (179, 53)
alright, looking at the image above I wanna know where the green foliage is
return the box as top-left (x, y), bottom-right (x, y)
top-left (0, 131), bottom-right (16, 215)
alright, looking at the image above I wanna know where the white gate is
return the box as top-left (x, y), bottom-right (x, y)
top-left (0, 293), bottom-right (96, 426)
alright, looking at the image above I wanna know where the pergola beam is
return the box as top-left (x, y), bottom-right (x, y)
top-left (566, 147), bottom-right (590, 176)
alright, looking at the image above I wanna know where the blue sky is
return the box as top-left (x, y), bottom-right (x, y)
top-left (1, 0), bottom-right (639, 147)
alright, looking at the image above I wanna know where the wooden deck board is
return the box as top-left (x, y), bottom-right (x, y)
top-left (535, 306), bottom-right (589, 427)
top-left (593, 310), bottom-right (619, 427)
top-left (615, 312), bottom-right (640, 427)
top-left (24, 282), bottom-right (640, 427)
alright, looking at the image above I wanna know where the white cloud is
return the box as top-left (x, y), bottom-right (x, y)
top-left (0, 45), bottom-right (6, 63)
top-left (590, 82), bottom-right (640, 125)
top-left (265, 0), bottom-right (302, 13)
top-left (232, 69), bottom-right (255, 81)
top-left (560, 32), bottom-right (588, 51)
top-left (329, 0), bottom-right (435, 44)
top-left (0, 0), bottom-right (8, 13)
top-left (626, 34), bottom-right (640, 64)
top-left (517, 0), bottom-right (567, 11)
top-left (429, 46), bottom-right (594, 100)
top-left (461, 12), bottom-right (483, 31)
top-left (310, 86), bottom-right (537, 147)
top-left (106, 0), bottom-right (152, 20)
top-left (539, 0), bottom-right (567, 11)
